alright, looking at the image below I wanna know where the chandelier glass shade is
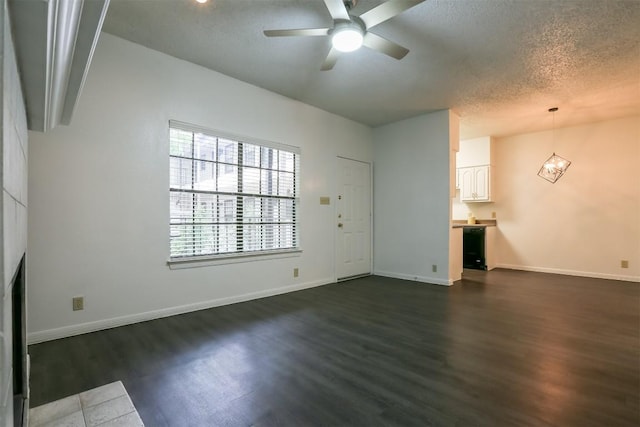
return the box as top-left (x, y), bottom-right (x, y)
top-left (537, 152), bottom-right (571, 183)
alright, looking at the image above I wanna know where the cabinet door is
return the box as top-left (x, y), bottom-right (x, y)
top-left (459, 167), bottom-right (475, 201)
top-left (473, 166), bottom-right (490, 201)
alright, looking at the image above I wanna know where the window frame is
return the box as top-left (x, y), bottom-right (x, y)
top-left (168, 120), bottom-right (301, 265)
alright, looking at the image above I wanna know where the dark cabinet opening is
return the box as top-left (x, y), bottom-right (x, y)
top-left (463, 227), bottom-right (486, 270)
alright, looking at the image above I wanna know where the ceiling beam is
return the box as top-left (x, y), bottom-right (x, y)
top-left (9, 0), bottom-right (110, 132)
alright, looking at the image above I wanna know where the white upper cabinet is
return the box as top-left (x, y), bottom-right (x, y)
top-left (456, 136), bottom-right (494, 203)
top-left (459, 165), bottom-right (491, 202)
top-left (457, 136), bottom-right (492, 168)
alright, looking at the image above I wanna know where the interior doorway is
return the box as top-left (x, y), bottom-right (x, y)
top-left (335, 157), bottom-right (371, 280)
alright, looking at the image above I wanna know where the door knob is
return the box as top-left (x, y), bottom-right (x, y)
top-left (338, 223), bottom-right (343, 228)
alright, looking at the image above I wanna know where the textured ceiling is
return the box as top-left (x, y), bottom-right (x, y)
top-left (103, 0), bottom-right (640, 138)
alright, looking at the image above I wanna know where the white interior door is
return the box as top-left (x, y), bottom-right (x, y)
top-left (335, 157), bottom-right (371, 280)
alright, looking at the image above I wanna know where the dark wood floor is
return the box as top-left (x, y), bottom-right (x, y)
top-left (29, 269), bottom-right (639, 426)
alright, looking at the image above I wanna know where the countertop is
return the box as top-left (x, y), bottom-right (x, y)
top-left (452, 220), bottom-right (497, 228)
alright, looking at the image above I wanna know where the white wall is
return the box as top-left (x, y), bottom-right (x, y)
top-left (27, 33), bottom-right (372, 342)
top-left (372, 110), bottom-right (455, 285)
top-left (1, 0), bottom-right (29, 424)
top-left (453, 115), bottom-right (640, 281)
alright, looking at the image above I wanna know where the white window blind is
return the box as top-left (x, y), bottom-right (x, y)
top-left (169, 121), bottom-right (300, 259)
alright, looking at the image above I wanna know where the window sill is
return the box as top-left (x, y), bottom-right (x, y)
top-left (167, 249), bottom-right (302, 269)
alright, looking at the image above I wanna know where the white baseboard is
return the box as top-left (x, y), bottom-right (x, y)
top-left (496, 264), bottom-right (640, 283)
top-left (28, 277), bottom-right (334, 344)
top-left (373, 270), bottom-right (452, 286)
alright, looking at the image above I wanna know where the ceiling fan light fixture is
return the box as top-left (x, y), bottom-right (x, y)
top-left (331, 23), bottom-right (364, 52)
top-left (263, 0), bottom-right (426, 69)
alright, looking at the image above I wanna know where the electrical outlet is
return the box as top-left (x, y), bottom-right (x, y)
top-left (72, 296), bottom-right (84, 311)
top-left (621, 260), bottom-right (629, 269)
top-left (293, 268), bottom-right (299, 278)
top-left (432, 264), bottom-right (437, 273)
top-left (491, 211), bottom-right (497, 218)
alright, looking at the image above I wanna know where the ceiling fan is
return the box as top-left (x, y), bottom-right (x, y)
top-left (264, 0), bottom-right (426, 70)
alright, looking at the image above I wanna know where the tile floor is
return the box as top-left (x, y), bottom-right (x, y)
top-left (29, 381), bottom-right (145, 427)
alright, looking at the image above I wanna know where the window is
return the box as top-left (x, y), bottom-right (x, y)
top-left (169, 121), bottom-right (300, 259)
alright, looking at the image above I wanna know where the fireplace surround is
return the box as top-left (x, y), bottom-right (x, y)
top-left (10, 255), bottom-right (27, 427)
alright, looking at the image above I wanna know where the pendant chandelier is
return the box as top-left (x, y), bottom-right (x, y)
top-left (537, 107), bottom-right (571, 183)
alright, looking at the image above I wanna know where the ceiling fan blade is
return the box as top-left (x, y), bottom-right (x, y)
top-left (264, 28), bottom-right (331, 37)
top-left (363, 32), bottom-right (409, 59)
top-left (323, 0), bottom-right (351, 21)
top-left (321, 47), bottom-right (340, 71)
top-left (359, 0), bottom-right (426, 29)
